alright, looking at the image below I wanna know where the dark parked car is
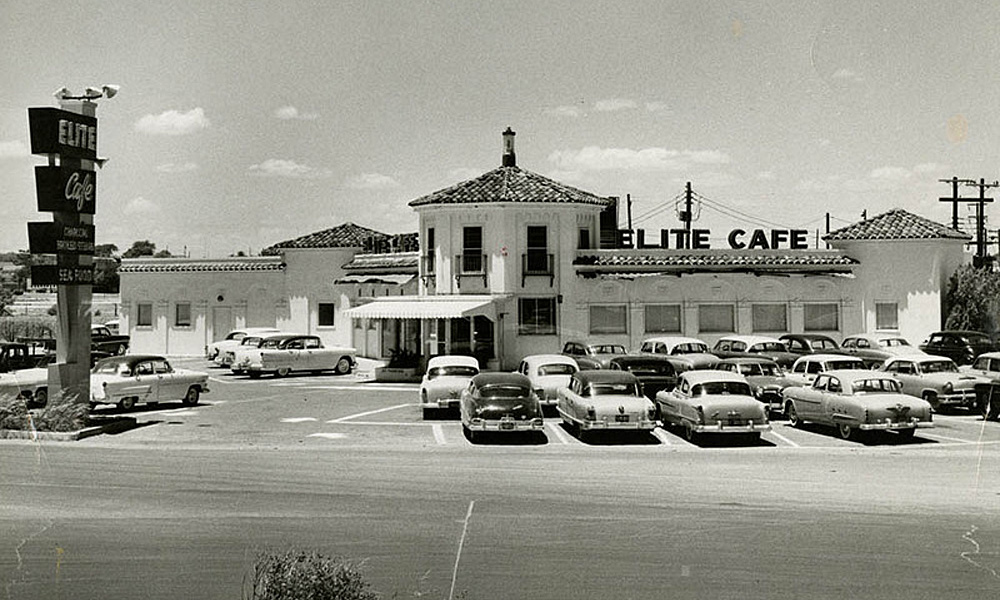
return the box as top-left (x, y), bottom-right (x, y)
top-left (779, 333), bottom-right (840, 356)
top-left (714, 357), bottom-right (788, 414)
top-left (460, 372), bottom-right (544, 441)
top-left (561, 341), bottom-right (628, 370)
top-left (607, 355), bottom-right (678, 399)
top-left (919, 330), bottom-right (996, 366)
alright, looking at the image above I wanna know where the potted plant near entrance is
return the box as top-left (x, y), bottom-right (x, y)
top-left (374, 348), bottom-right (422, 382)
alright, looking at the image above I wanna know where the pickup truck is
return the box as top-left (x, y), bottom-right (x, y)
top-left (91, 325), bottom-right (130, 355)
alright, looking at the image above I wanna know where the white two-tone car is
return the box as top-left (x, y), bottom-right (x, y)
top-left (233, 334), bottom-right (356, 378)
top-left (206, 327), bottom-right (282, 364)
top-left (420, 355), bottom-right (480, 417)
top-left (90, 354), bottom-right (210, 410)
top-left (556, 370), bottom-right (657, 440)
top-left (516, 354), bottom-right (579, 409)
top-left (655, 370), bottom-right (771, 443)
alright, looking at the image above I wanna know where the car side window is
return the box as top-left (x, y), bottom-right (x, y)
top-left (153, 359), bottom-right (171, 374)
top-left (806, 362), bottom-right (821, 374)
top-left (788, 339), bottom-right (805, 352)
top-left (814, 374), bottom-right (828, 390)
top-left (856, 339), bottom-right (870, 349)
top-left (991, 359), bottom-right (1000, 373)
top-left (136, 361), bottom-right (154, 375)
top-left (828, 377), bottom-right (842, 392)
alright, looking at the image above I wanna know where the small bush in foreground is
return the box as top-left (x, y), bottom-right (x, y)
top-left (0, 393), bottom-right (89, 432)
top-left (244, 550), bottom-right (380, 600)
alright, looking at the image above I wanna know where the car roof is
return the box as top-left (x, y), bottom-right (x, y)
top-left (679, 370), bottom-right (747, 384)
top-left (717, 357), bottom-right (779, 366)
top-left (716, 335), bottom-right (783, 344)
top-left (261, 333), bottom-right (313, 341)
top-left (780, 333), bottom-right (836, 342)
top-left (95, 354), bottom-right (166, 367)
top-left (608, 354), bottom-right (674, 366)
top-left (793, 353), bottom-right (862, 364)
top-left (822, 369), bottom-right (898, 382)
top-left (885, 355), bottom-right (955, 365)
top-left (427, 355), bottom-right (479, 368)
top-left (522, 354), bottom-right (576, 365)
top-left (471, 372), bottom-right (531, 387)
top-left (641, 336), bottom-right (707, 346)
top-left (574, 370), bottom-right (640, 385)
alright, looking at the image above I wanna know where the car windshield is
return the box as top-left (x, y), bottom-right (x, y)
top-left (261, 339), bottom-right (284, 349)
top-left (241, 337), bottom-right (263, 346)
top-left (93, 361), bottom-right (127, 375)
top-left (622, 362), bottom-right (672, 375)
top-left (588, 383), bottom-right (641, 397)
top-left (921, 360), bottom-right (958, 373)
top-left (428, 366), bottom-right (479, 379)
top-left (853, 378), bottom-right (901, 393)
top-left (812, 339), bottom-right (838, 350)
top-left (879, 338), bottom-right (910, 347)
top-left (539, 364), bottom-right (575, 376)
top-left (594, 345), bottom-right (627, 355)
top-left (751, 342), bottom-right (786, 352)
top-left (740, 363), bottom-right (780, 376)
top-left (674, 343), bottom-right (708, 354)
top-left (479, 384), bottom-right (530, 399)
top-left (691, 381), bottom-right (753, 396)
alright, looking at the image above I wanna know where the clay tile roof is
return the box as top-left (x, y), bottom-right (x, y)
top-left (261, 222), bottom-right (389, 255)
top-left (408, 165), bottom-right (612, 208)
top-left (574, 251), bottom-right (858, 273)
top-left (824, 208), bottom-right (970, 241)
top-left (342, 252), bottom-right (419, 272)
top-left (118, 257), bottom-right (285, 273)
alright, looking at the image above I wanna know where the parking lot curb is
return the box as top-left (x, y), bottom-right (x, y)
top-left (0, 416), bottom-right (138, 442)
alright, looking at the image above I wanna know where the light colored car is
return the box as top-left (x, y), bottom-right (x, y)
top-left (961, 352), bottom-right (1000, 420)
top-left (881, 355), bottom-right (987, 411)
top-left (516, 354), bottom-right (579, 408)
top-left (233, 334), bottom-right (356, 378)
top-left (654, 370), bottom-right (771, 443)
top-left (714, 357), bottom-right (787, 414)
top-left (560, 341), bottom-right (629, 370)
top-left (420, 355), bottom-right (480, 417)
top-left (222, 333), bottom-right (290, 372)
top-left (783, 354), bottom-right (867, 388)
top-left (638, 336), bottom-right (720, 371)
top-left (711, 335), bottom-right (798, 368)
top-left (207, 327), bottom-right (283, 363)
top-left (0, 366), bottom-right (48, 408)
top-left (839, 333), bottom-right (925, 368)
top-left (556, 370), bottom-right (656, 440)
top-left (460, 372), bottom-right (544, 441)
top-left (90, 354), bottom-right (209, 410)
top-left (782, 369), bottom-right (933, 441)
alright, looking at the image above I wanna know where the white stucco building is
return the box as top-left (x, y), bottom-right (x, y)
top-left (119, 129), bottom-right (971, 368)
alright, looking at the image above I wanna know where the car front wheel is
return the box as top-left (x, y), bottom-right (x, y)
top-left (838, 423), bottom-right (856, 441)
top-left (183, 387), bottom-right (200, 406)
top-left (118, 397), bottom-right (136, 411)
top-left (786, 402), bottom-right (802, 427)
top-left (335, 357), bottom-right (352, 375)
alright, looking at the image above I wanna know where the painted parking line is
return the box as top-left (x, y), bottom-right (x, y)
top-left (271, 383), bottom-right (416, 392)
top-left (281, 417), bottom-right (318, 423)
top-left (652, 428), bottom-right (672, 446)
top-left (432, 424), bottom-right (447, 445)
top-left (767, 429), bottom-right (800, 448)
top-left (327, 403), bottom-right (416, 423)
top-left (307, 432), bottom-right (347, 440)
top-left (918, 431), bottom-right (978, 444)
top-left (545, 421), bottom-right (571, 445)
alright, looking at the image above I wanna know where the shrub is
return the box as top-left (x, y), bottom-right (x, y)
top-left (244, 550), bottom-right (379, 600)
top-left (0, 392), bottom-right (30, 430)
top-left (0, 391), bottom-right (89, 432)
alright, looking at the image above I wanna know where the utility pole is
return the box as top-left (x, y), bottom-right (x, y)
top-left (681, 181), bottom-right (693, 249)
top-left (939, 176), bottom-right (975, 230)
top-left (965, 178), bottom-right (996, 265)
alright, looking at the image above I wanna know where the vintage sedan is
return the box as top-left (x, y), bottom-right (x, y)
top-left (881, 355), bottom-right (986, 411)
top-left (561, 340), bottom-right (628, 370)
top-left (223, 333), bottom-right (289, 373)
top-left (638, 336), bottom-right (720, 371)
top-left (711, 335), bottom-right (798, 368)
top-left (419, 355), bottom-right (480, 417)
top-left (0, 366), bottom-right (48, 408)
top-left (234, 334), bottom-right (356, 378)
top-left (606, 354), bottom-right (678, 399)
top-left (654, 370), bottom-right (771, 443)
top-left (779, 333), bottom-right (841, 356)
top-left (207, 327), bottom-right (283, 364)
top-left (714, 357), bottom-right (787, 414)
top-left (919, 330), bottom-right (996, 366)
top-left (840, 334), bottom-right (925, 368)
top-left (90, 354), bottom-right (209, 410)
top-left (516, 354), bottom-right (579, 409)
top-left (962, 352), bottom-right (1000, 419)
top-left (782, 369), bottom-right (933, 441)
top-left (460, 372), bottom-right (544, 441)
top-left (783, 354), bottom-right (867, 388)
top-left (556, 370), bottom-right (657, 439)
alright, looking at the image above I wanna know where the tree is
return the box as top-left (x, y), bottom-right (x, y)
top-left (943, 264), bottom-right (1000, 334)
top-left (122, 240), bottom-right (157, 258)
top-left (94, 244), bottom-right (119, 258)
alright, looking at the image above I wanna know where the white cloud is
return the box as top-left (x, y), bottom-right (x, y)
top-left (248, 158), bottom-right (332, 179)
top-left (545, 105), bottom-right (584, 118)
top-left (124, 196), bottom-right (160, 214)
top-left (869, 166), bottom-right (912, 182)
top-left (274, 105), bottom-right (319, 120)
top-left (548, 146), bottom-right (731, 172)
top-left (134, 108), bottom-right (210, 136)
top-left (831, 68), bottom-right (864, 83)
top-left (345, 172), bottom-right (400, 190)
top-left (156, 162), bottom-right (199, 173)
top-left (594, 98), bottom-right (637, 112)
top-left (0, 140), bottom-right (28, 158)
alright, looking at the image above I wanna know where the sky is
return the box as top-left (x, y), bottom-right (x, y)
top-left (3, 0), bottom-right (1000, 256)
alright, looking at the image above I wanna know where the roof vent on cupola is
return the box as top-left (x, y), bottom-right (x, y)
top-left (502, 127), bottom-right (516, 167)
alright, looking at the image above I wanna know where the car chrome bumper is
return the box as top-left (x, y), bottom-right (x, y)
top-left (426, 397), bottom-right (460, 409)
top-left (858, 421), bottom-right (933, 431)
top-left (694, 422), bottom-right (772, 434)
top-left (580, 419), bottom-right (656, 431)
top-left (466, 419), bottom-right (544, 432)
top-left (937, 392), bottom-right (977, 406)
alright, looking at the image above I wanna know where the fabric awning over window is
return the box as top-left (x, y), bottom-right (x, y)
top-left (343, 295), bottom-right (497, 320)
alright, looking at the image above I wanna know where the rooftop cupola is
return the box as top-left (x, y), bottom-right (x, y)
top-left (502, 127), bottom-right (516, 167)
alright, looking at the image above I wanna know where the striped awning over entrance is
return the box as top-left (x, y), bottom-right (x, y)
top-left (343, 295), bottom-right (496, 320)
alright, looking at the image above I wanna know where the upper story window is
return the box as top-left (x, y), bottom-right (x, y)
top-left (578, 228), bottom-right (591, 250)
top-left (424, 227), bottom-right (435, 274)
top-left (876, 302), bottom-right (899, 331)
top-left (526, 226), bottom-right (549, 272)
top-left (461, 226), bottom-right (484, 274)
top-left (175, 302), bottom-right (191, 327)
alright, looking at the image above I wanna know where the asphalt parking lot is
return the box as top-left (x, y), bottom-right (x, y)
top-left (83, 356), bottom-right (1000, 453)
